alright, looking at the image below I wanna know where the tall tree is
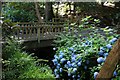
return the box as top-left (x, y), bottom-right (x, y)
top-left (56, 2), bottom-right (59, 18)
top-left (34, 2), bottom-right (43, 23)
top-left (0, 1), bottom-right (1, 15)
top-left (45, 2), bottom-right (54, 22)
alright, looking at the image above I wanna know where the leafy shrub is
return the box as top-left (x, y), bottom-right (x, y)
top-left (2, 39), bottom-right (55, 80)
top-left (52, 16), bottom-right (120, 79)
top-left (2, 2), bottom-right (37, 22)
top-left (2, 19), bottom-right (18, 40)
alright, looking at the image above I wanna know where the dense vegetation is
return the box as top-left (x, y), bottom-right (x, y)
top-left (2, 18), bottom-right (55, 79)
top-left (1, 1), bottom-right (120, 80)
top-left (2, 39), bottom-right (55, 80)
top-left (2, 2), bottom-right (120, 25)
top-left (52, 16), bottom-right (120, 79)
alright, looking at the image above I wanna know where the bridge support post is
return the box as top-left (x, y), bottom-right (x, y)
top-left (37, 27), bottom-right (40, 43)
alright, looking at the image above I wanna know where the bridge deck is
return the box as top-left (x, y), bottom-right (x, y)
top-left (13, 32), bottom-right (59, 42)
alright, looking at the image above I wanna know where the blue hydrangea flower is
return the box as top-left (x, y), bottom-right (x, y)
top-left (59, 51), bottom-right (62, 53)
top-left (59, 55), bottom-right (63, 59)
top-left (69, 47), bottom-right (74, 51)
top-left (52, 59), bottom-right (58, 65)
top-left (73, 64), bottom-right (77, 68)
top-left (104, 53), bottom-right (108, 57)
top-left (77, 75), bottom-right (81, 78)
top-left (74, 54), bottom-right (77, 58)
top-left (100, 47), bottom-right (105, 51)
top-left (56, 66), bottom-right (60, 69)
top-left (76, 54), bottom-right (79, 57)
top-left (56, 74), bottom-right (60, 78)
top-left (77, 62), bottom-right (82, 66)
top-left (71, 63), bottom-right (76, 67)
top-left (67, 61), bottom-right (71, 64)
top-left (72, 53), bottom-right (75, 57)
top-left (68, 64), bottom-right (72, 68)
top-left (71, 57), bottom-right (76, 62)
top-left (68, 73), bottom-right (71, 76)
top-left (98, 50), bottom-right (104, 56)
top-left (106, 44), bottom-right (112, 49)
top-left (73, 68), bottom-right (77, 73)
top-left (56, 64), bottom-right (60, 69)
top-left (60, 58), bottom-right (66, 63)
top-left (72, 75), bottom-right (76, 78)
top-left (97, 57), bottom-right (105, 63)
top-left (54, 55), bottom-right (58, 59)
top-left (60, 68), bottom-right (63, 73)
top-left (109, 38), bottom-right (117, 44)
top-left (104, 57), bottom-right (107, 61)
top-left (113, 71), bottom-right (117, 76)
top-left (54, 69), bottom-right (58, 74)
top-left (94, 72), bottom-right (99, 79)
top-left (78, 58), bottom-right (82, 61)
top-left (52, 59), bottom-right (57, 63)
top-left (57, 63), bottom-right (60, 66)
top-left (64, 64), bottom-right (68, 68)
top-left (59, 51), bottom-right (64, 55)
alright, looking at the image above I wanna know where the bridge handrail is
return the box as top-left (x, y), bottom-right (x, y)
top-left (13, 22), bottom-right (66, 42)
top-left (18, 22), bottom-right (65, 26)
top-left (17, 24), bottom-right (64, 28)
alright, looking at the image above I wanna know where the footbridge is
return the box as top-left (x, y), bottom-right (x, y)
top-left (12, 22), bottom-right (67, 48)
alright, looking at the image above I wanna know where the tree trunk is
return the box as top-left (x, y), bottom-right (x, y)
top-left (56, 2), bottom-right (59, 18)
top-left (73, 2), bottom-right (77, 13)
top-left (0, 2), bottom-right (2, 79)
top-left (0, 1), bottom-right (2, 15)
top-left (68, 3), bottom-right (71, 14)
top-left (45, 2), bottom-right (54, 22)
top-left (34, 2), bottom-right (43, 23)
top-left (96, 38), bottom-right (120, 80)
top-left (34, 2), bottom-right (43, 43)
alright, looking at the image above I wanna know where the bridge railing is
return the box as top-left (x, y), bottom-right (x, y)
top-left (13, 22), bottom-right (64, 42)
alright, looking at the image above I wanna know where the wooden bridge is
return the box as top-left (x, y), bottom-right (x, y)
top-left (10, 22), bottom-right (69, 48)
top-left (12, 22), bottom-right (65, 43)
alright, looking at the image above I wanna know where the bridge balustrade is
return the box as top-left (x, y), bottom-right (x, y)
top-left (13, 22), bottom-right (64, 42)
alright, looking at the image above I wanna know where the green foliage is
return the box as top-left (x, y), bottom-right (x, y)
top-left (2, 2), bottom-right (37, 22)
top-left (2, 39), bottom-right (55, 80)
top-left (52, 16), bottom-right (120, 79)
top-left (75, 2), bottom-right (99, 12)
top-left (54, 16), bottom-right (101, 47)
top-left (75, 2), bottom-right (120, 26)
top-left (2, 19), bottom-right (18, 40)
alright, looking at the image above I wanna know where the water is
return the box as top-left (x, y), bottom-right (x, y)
top-left (25, 46), bottom-right (56, 68)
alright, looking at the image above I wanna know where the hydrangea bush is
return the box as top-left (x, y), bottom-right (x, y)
top-left (52, 16), bottom-right (120, 79)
